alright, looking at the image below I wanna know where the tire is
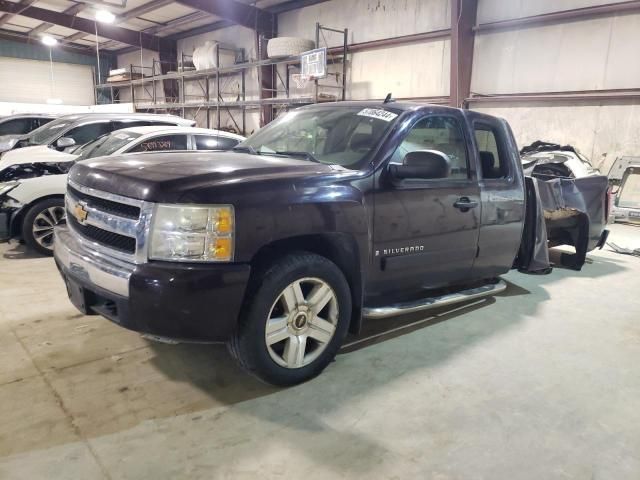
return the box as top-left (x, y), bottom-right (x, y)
top-left (22, 197), bottom-right (66, 256)
top-left (228, 252), bottom-right (351, 386)
top-left (267, 37), bottom-right (315, 58)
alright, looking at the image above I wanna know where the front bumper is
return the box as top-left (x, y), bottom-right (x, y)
top-left (54, 225), bottom-right (251, 342)
top-left (0, 187), bottom-right (24, 242)
top-left (0, 204), bottom-right (18, 242)
top-left (0, 211), bottom-right (10, 241)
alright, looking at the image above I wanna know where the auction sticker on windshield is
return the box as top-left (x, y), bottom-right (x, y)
top-left (357, 108), bottom-right (398, 122)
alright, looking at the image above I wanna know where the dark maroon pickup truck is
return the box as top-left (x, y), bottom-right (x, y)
top-left (53, 101), bottom-right (609, 385)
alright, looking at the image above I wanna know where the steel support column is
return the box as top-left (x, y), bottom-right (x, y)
top-left (450, 0), bottom-right (478, 108)
top-left (258, 18), bottom-right (277, 126)
top-left (159, 47), bottom-right (179, 104)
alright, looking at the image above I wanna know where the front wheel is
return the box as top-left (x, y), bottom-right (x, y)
top-left (22, 198), bottom-right (66, 256)
top-left (228, 252), bottom-right (351, 386)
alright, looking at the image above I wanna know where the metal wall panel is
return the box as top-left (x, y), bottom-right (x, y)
top-left (472, 13), bottom-right (640, 94)
top-left (0, 56), bottom-right (94, 105)
top-left (473, 100), bottom-right (640, 174)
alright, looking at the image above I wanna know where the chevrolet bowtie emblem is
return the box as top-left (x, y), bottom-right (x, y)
top-left (73, 203), bottom-right (88, 224)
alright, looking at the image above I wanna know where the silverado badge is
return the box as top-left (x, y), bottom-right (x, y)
top-left (73, 202), bottom-right (89, 224)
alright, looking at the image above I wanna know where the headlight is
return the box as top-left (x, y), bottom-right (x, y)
top-left (0, 181), bottom-right (19, 197)
top-left (149, 204), bottom-right (234, 262)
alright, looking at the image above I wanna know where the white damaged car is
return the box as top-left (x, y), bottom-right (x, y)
top-left (0, 126), bottom-right (245, 254)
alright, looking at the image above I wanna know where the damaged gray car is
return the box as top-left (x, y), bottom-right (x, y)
top-left (518, 141), bottom-right (611, 271)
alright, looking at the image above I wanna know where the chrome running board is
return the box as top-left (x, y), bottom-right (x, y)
top-left (362, 279), bottom-right (507, 319)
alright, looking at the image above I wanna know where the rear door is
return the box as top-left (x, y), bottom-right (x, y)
top-left (370, 112), bottom-right (481, 297)
top-left (467, 112), bottom-right (525, 279)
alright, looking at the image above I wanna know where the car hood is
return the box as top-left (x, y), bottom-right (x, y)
top-left (0, 145), bottom-right (77, 170)
top-left (69, 151), bottom-right (350, 203)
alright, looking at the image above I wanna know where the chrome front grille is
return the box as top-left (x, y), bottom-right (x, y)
top-left (65, 180), bottom-right (154, 264)
top-left (67, 184), bottom-right (141, 219)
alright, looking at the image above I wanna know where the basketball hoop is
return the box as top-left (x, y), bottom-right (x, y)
top-left (301, 48), bottom-right (327, 79)
top-left (292, 73), bottom-right (310, 89)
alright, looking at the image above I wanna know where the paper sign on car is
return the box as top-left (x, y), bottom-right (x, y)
top-left (357, 108), bottom-right (398, 122)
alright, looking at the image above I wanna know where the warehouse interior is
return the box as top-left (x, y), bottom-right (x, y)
top-left (0, 0), bottom-right (639, 478)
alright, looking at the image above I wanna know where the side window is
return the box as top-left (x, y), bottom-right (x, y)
top-left (391, 116), bottom-right (469, 179)
top-left (195, 135), bottom-right (240, 151)
top-left (64, 122), bottom-right (113, 145)
top-left (128, 134), bottom-right (188, 152)
top-left (34, 118), bottom-right (53, 129)
top-left (346, 121), bottom-right (374, 152)
top-left (474, 124), bottom-right (509, 179)
top-left (0, 118), bottom-right (31, 135)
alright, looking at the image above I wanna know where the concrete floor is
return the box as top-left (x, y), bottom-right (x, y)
top-left (0, 224), bottom-right (639, 479)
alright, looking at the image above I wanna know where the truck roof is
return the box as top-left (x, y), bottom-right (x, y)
top-left (295, 100), bottom-right (508, 125)
top-left (299, 100), bottom-right (458, 113)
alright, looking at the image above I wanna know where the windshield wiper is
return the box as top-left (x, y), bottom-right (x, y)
top-left (232, 145), bottom-right (257, 154)
top-left (275, 151), bottom-right (320, 163)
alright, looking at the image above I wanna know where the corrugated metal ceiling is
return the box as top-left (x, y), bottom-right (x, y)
top-left (0, 0), bottom-right (304, 52)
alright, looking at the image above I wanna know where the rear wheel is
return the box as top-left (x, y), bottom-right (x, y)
top-left (228, 252), bottom-right (351, 386)
top-left (22, 198), bottom-right (66, 256)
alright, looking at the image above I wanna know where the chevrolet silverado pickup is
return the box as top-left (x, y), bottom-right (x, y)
top-left (53, 102), bottom-right (610, 386)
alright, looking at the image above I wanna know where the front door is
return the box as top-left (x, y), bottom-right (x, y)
top-left (369, 113), bottom-right (481, 299)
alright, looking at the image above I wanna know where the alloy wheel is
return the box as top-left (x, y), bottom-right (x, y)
top-left (32, 206), bottom-right (66, 250)
top-left (265, 277), bottom-right (339, 369)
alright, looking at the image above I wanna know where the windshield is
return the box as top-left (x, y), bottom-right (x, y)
top-left (76, 130), bottom-right (142, 160)
top-left (27, 118), bottom-right (74, 145)
top-left (237, 106), bottom-right (400, 168)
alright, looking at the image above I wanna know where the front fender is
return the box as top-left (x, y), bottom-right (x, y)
top-left (233, 182), bottom-right (371, 267)
top-left (6, 174), bottom-right (68, 205)
top-left (1, 175), bottom-right (68, 239)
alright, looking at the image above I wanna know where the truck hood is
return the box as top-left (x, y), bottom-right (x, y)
top-left (69, 151), bottom-right (350, 203)
top-left (0, 145), bottom-right (77, 170)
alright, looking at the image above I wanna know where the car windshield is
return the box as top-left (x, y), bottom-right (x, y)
top-left (27, 118), bottom-right (74, 145)
top-left (76, 131), bottom-right (142, 160)
top-left (236, 106), bottom-right (401, 168)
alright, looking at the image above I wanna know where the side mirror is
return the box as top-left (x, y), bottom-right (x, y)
top-left (55, 137), bottom-right (76, 151)
top-left (390, 150), bottom-right (451, 180)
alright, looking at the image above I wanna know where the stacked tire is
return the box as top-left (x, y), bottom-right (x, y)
top-left (267, 37), bottom-right (315, 58)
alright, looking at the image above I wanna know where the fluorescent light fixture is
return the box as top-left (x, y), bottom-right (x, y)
top-left (95, 9), bottom-right (115, 23)
top-left (41, 35), bottom-right (58, 46)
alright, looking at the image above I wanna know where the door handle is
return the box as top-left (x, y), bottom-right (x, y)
top-left (454, 197), bottom-right (479, 212)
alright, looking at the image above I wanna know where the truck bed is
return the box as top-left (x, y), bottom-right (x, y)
top-left (517, 174), bottom-right (609, 272)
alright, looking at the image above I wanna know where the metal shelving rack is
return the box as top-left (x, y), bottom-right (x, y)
top-left (95, 23), bottom-right (348, 135)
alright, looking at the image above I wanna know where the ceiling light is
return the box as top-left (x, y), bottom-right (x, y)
top-left (41, 35), bottom-right (58, 46)
top-left (95, 9), bottom-right (115, 23)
